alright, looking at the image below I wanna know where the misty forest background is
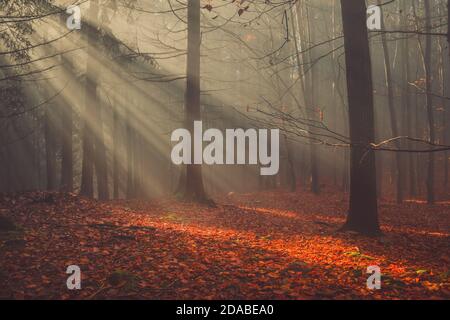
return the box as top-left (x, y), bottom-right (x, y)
top-left (1, 0), bottom-right (449, 232)
top-left (0, 0), bottom-right (449, 300)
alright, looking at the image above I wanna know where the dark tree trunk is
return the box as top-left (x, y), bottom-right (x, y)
top-left (445, 0), bottom-right (450, 187)
top-left (59, 53), bottom-right (74, 193)
top-left (378, 1), bottom-right (403, 203)
top-left (60, 98), bottom-right (73, 192)
top-left (183, 0), bottom-right (207, 202)
top-left (424, 1), bottom-right (435, 204)
top-left (340, 0), bottom-right (380, 236)
top-left (402, 0), bottom-right (417, 197)
top-left (44, 106), bottom-right (56, 190)
top-left (285, 136), bottom-right (296, 192)
top-left (306, 5), bottom-right (320, 195)
top-left (58, 14), bottom-right (73, 193)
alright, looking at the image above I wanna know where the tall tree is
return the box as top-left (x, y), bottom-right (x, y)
top-left (305, 4), bottom-right (320, 195)
top-left (94, 95), bottom-right (109, 200)
top-left (44, 101), bottom-right (56, 190)
top-left (113, 100), bottom-right (120, 199)
top-left (445, 0), bottom-right (450, 188)
top-left (126, 110), bottom-right (135, 199)
top-left (424, 0), bottom-right (435, 204)
top-left (340, 0), bottom-right (380, 235)
top-left (80, 0), bottom-right (99, 198)
top-left (183, 0), bottom-right (207, 201)
top-left (401, 0), bottom-right (417, 197)
top-left (59, 62), bottom-right (73, 193)
top-left (378, 1), bottom-right (404, 203)
top-left (59, 15), bottom-right (73, 193)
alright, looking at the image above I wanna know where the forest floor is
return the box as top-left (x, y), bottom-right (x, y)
top-left (0, 189), bottom-right (449, 300)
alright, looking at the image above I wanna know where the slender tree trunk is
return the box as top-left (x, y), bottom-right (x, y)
top-left (93, 98), bottom-right (109, 200)
top-left (331, 1), bottom-right (338, 187)
top-left (80, 0), bottom-right (99, 198)
top-left (60, 92), bottom-right (73, 192)
top-left (340, 0), bottom-right (380, 235)
top-left (133, 133), bottom-right (143, 198)
top-left (113, 103), bottom-right (119, 199)
top-left (289, 3), bottom-right (308, 191)
top-left (44, 105), bottom-right (56, 190)
top-left (424, 1), bottom-right (435, 204)
top-left (59, 14), bottom-right (73, 193)
top-left (305, 5), bottom-right (320, 194)
top-left (284, 135), bottom-right (296, 192)
top-left (42, 32), bottom-right (56, 191)
top-left (402, 0), bottom-right (417, 197)
top-left (414, 34), bottom-right (422, 196)
top-left (437, 2), bottom-right (447, 191)
top-left (378, 1), bottom-right (403, 203)
top-left (126, 111), bottom-right (134, 199)
top-left (445, 0), bottom-right (450, 187)
top-left (183, 0), bottom-right (207, 201)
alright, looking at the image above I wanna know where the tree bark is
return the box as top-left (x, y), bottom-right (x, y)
top-left (305, 4), bottom-right (320, 194)
top-left (60, 92), bottom-right (73, 193)
top-left (113, 103), bottom-right (119, 199)
top-left (402, 0), bottom-right (417, 197)
top-left (94, 98), bottom-right (109, 200)
top-left (445, 0), bottom-right (450, 187)
top-left (340, 0), bottom-right (380, 235)
top-left (44, 105), bottom-right (56, 190)
top-left (80, 0), bottom-right (99, 198)
top-left (378, 1), bottom-right (403, 203)
top-left (424, 1), bottom-right (435, 204)
top-left (183, 0), bottom-right (207, 202)
top-left (59, 14), bottom-right (73, 193)
top-left (126, 111), bottom-right (135, 199)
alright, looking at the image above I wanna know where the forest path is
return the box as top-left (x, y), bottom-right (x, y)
top-left (0, 190), bottom-right (449, 299)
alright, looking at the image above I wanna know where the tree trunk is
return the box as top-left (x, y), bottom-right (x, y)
top-left (403, 0), bottom-right (417, 197)
top-left (113, 104), bottom-right (119, 199)
top-left (80, 0), bottom-right (99, 198)
top-left (340, 0), bottom-right (380, 235)
top-left (445, 0), bottom-right (450, 187)
top-left (378, 1), bottom-right (403, 203)
top-left (305, 5), bottom-right (320, 194)
top-left (183, 0), bottom-right (207, 202)
top-left (284, 135), bottom-right (296, 192)
top-left (126, 111), bottom-right (135, 199)
top-left (424, 1), bottom-right (435, 204)
top-left (44, 105), bottom-right (56, 190)
top-left (59, 13), bottom-right (73, 193)
top-left (93, 98), bottom-right (109, 200)
top-left (60, 92), bottom-right (73, 192)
